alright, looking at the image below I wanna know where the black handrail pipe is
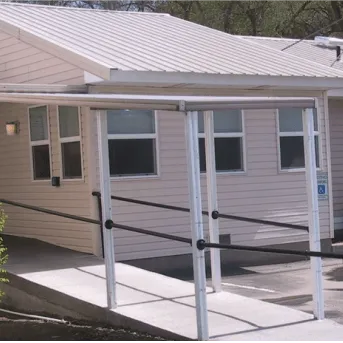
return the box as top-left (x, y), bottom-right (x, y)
top-left (92, 192), bottom-right (308, 232)
top-left (1, 197), bottom-right (343, 262)
top-left (0, 198), bottom-right (100, 225)
top-left (196, 239), bottom-right (343, 260)
top-left (92, 192), bottom-right (105, 258)
top-left (104, 220), bottom-right (192, 245)
top-left (0, 198), bottom-right (192, 246)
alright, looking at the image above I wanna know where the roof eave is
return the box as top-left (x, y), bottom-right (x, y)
top-left (109, 70), bottom-right (343, 91)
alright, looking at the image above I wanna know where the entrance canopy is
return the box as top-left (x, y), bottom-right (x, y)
top-left (0, 93), bottom-right (316, 111)
top-left (0, 87), bottom-right (324, 340)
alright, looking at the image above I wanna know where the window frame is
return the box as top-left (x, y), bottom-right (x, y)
top-left (108, 110), bottom-right (160, 180)
top-left (28, 104), bottom-right (52, 182)
top-left (198, 110), bottom-right (246, 175)
top-left (276, 108), bottom-right (322, 173)
top-left (57, 105), bottom-right (84, 181)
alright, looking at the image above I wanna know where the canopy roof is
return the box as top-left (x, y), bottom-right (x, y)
top-left (0, 92), bottom-right (315, 111)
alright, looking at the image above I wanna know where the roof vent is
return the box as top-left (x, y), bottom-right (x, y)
top-left (314, 36), bottom-right (343, 47)
top-left (315, 36), bottom-right (343, 60)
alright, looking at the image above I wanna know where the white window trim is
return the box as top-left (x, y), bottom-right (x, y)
top-left (198, 110), bottom-right (247, 175)
top-left (108, 110), bottom-right (160, 180)
top-left (57, 106), bottom-right (84, 181)
top-left (28, 104), bottom-right (52, 182)
top-left (276, 108), bottom-right (322, 173)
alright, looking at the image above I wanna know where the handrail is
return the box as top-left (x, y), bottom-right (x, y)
top-left (0, 198), bottom-right (100, 225)
top-left (2, 196), bottom-right (342, 261)
top-left (0, 198), bottom-right (192, 246)
top-left (105, 220), bottom-right (192, 245)
top-left (92, 192), bottom-right (309, 232)
top-left (92, 192), bottom-right (105, 258)
top-left (196, 240), bottom-right (343, 260)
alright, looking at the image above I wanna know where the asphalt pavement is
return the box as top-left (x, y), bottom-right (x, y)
top-left (215, 244), bottom-right (343, 325)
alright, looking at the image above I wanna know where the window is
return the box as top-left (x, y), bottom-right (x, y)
top-left (198, 110), bottom-right (244, 173)
top-left (58, 106), bottom-right (82, 179)
top-left (278, 108), bottom-right (320, 170)
top-left (107, 110), bottom-right (157, 177)
top-left (29, 106), bottom-right (51, 180)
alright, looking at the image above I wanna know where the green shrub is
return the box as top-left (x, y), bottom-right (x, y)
top-left (0, 204), bottom-right (7, 299)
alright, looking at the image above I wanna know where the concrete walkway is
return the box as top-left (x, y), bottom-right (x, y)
top-left (2, 235), bottom-right (343, 341)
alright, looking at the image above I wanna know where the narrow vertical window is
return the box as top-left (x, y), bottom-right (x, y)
top-left (58, 106), bottom-right (82, 179)
top-left (198, 110), bottom-right (245, 173)
top-left (29, 106), bottom-right (51, 180)
top-left (278, 108), bottom-right (320, 170)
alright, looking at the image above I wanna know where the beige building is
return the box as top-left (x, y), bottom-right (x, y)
top-left (0, 3), bottom-right (342, 267)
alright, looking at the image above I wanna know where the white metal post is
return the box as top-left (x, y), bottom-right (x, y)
top-left (185, 111), bottom-right (209, 341)
top-left (302, 108), bottom-right (325, 320)
top-left (96, 110), bottom-right (117, 309)
top-left (204, 110), bottom-right (222, 292)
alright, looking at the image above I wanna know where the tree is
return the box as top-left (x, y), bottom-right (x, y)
top-left (3, 1), bottom-right (343, 40)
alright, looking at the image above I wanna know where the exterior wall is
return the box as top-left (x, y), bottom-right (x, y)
top-left (0, 31), bottom-right (84, 84)
top-left (328, 98), bottom-right (343, 230)
top-left (90, 96), bottom-right (330, 261)
top-left (0, 30), bottom-right (96, 253)
top-left (0, 103), bottom-right (94, 253)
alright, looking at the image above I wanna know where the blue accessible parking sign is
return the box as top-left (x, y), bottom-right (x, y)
top-left (318, 184), bottom-right (326, 195)
top-left (317, 172), bottom-right (328, 200)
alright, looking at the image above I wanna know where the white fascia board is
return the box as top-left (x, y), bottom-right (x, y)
top-left (110, 70), bottom-right (343, 90)
top-left (186, 97), bottom-right (315, 111)
top-left (84, 71), bottom-right (105, 84)
top-left (0, 96), bottom-right (177, 110)
top-left (89, 85), bottom-right (322, 98)
top-left (0, 83), bottom-right (87, 93)
top-left (328, 89), bottom-right (343, 98)
top-left (0, 19), bottom-right (112, 80)
top-left (0, 93), bottom-right (316, 111)
top-left (0, 93), bottom-right (179, 110)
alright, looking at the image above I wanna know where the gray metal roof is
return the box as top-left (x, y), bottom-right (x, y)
top-left (240, 36), bottom-right (343, 71)
top-left (1, 2), bottom-right (343, 81)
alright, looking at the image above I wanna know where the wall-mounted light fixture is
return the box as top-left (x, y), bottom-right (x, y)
top-left (5, 121), bottom-right (20, 136)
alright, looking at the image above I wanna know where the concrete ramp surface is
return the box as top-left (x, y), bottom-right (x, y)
top-left (2, 235), bottom-right (343, 341)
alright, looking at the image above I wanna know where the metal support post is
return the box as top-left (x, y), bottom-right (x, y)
top-left (303, 107), bottom-right (324, 320)
top-left (204, 110), bottom-right (221, 292)
top-left (96, 110), bottom-right (117, 309)
top-left (185, 110), bottom-right (209, 341)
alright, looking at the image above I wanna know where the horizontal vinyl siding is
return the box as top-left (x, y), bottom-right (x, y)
top-left (92, 97), bottom-right (330, 261)
top-left (0, 31), bottom-right (84, 84)
top-left (329, 99), bottom-right (343, 220)
top-left (0, 103), bottom-right (93, 253)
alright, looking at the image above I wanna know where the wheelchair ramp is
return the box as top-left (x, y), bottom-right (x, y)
top-left (3, 235), bottom-right (343, 341)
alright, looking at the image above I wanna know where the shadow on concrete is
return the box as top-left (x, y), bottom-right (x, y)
top-left (210, 318), bottom-right (314, 340)
top-left (324, 266), bottom-right (343, 282)
top-left (156, 263), bottom-right (257, 282)
top-left (262, 294), bottom-right (313, 307)
top-left (77, 266), bottom-right (315, 338)
top-left (1, 234), bottom-right (103, 274)
top-left (2, 234), bottom-right (331, 341)
top-left (325, 310), bottom-right (342, 319)
top-left (126, 255), bottom-right (259, 282)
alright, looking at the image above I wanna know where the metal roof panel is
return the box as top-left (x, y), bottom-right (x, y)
top-left (0, 3), bottom-right (343, 80)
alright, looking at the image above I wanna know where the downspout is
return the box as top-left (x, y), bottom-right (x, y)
top-left (323, 91), bottom-right (335, 240)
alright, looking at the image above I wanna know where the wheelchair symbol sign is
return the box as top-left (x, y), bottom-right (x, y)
top-left (318, 185), bottom-right (326, 195)
top-left (317, 172), bottom-right (328, 200)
